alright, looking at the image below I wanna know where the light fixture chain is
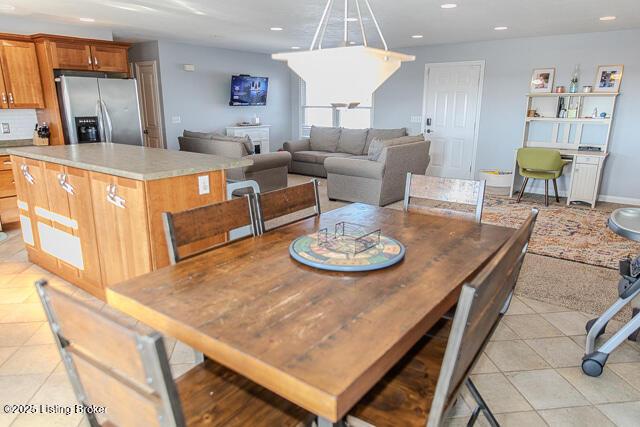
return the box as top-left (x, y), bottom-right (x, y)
top-left (355, 0), bottom-right (368, 47)
top-left (363, 0), bottom-right (388, 51)
top-left (344, 0), bottom-right (348, 45)
top-left (310, 0), bottom-right (333, 50)
top-left (318, 0), bottom-right (335, 49)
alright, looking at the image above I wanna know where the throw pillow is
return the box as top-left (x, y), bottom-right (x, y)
top-left (336, 128), bottom-right (368, 155)
top-left (310, 126), bottom-right (341, 152)
top-left (364, 128), bottom-right (407, 153)
top-left (367, 134), bottom-right (425, 161)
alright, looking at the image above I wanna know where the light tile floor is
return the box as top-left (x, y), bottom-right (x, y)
top-left (1, 234), bottom-right (640, 426)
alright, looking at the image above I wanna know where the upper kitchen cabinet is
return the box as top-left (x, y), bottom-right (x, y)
top-left (49, 40), bottom-right (93, 70)
top-left (42, 37), bottom-right (130, 73)
top-left (90, 45), bottom-right (128, 73)
top-left (0, 39), bottom-right (44, 109)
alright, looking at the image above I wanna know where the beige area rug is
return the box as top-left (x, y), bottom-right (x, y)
top-left (481, 194), bottom-right (640, 270)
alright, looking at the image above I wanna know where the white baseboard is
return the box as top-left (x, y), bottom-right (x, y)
top-left (513, 187), bottom-right (640, 206)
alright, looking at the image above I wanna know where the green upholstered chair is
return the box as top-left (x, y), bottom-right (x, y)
top-left (516, 148), bottom-right (570, 206)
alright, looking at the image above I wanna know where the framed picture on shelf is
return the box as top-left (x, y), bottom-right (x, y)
top-left (594, 65), bottom-right (623, 93)
top-left (530, 68), bottom-right (555, 93)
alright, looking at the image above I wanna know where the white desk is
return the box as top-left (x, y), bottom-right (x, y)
top-left (226, 125), bottom-right (271, 153)
top-left (510, 149), bottom-right (608, 208)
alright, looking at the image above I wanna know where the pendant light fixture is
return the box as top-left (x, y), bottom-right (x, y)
top-left (272, 0), bottom-right (415, 108)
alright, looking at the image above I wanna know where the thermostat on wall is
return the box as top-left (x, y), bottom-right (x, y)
top-left (183, 64), bottom-right (195, 72)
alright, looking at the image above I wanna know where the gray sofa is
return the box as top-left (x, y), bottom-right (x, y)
top-left (178, 130), bottom-right (291, 193)
top-left (325, 136), bottom-right (431, 206)
top-left (283, 126), bottom-right (408, 178)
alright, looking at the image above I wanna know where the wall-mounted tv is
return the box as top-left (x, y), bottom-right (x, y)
top-left (229, 75), bottom-right (269, 106)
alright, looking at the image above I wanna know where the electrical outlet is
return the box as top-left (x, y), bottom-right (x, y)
top-left (198, 175), bottom-right (210, 195)
top-left (171, 116), bottom-right (182, 124)
top-left (1, 123), bottom-right (10, 134)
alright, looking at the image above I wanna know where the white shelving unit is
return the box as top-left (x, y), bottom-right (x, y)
top-left (510, 92), bottom-right (619, 208)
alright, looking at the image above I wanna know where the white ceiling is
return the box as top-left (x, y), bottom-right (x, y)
top-left (3, 0), bottom-right (640, 53)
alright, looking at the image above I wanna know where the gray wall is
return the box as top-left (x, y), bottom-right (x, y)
top-left (373, 29), bottom-right (640, 203)
top-left (153, 40), bottom-right (292, 151)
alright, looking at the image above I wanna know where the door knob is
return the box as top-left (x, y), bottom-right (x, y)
top-left (426, 129), bottom-right (434, 134)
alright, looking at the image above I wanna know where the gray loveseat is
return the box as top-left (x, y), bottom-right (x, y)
top-left (178, 130), bottom-right (291, 193)
top-left (283, 126), bottom-right (408, 177)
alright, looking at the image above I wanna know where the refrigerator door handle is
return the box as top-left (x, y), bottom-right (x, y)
top-left (95, 100), bottom-right (106, 142)
top-left (100, 99), bottom-right (113, 143)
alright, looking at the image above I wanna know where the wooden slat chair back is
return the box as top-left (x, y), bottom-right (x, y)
top-left (255, 179), bottom-right (321, 233)
top-left (163, 195), bottom-right (257, 264)
top-left (403, 173), bottom-right (486, 223)
top-left (35, 280), bottom-right (183, 427)
top-left (427, 208), bottom-right (538, 426)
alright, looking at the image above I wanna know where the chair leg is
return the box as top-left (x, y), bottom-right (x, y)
top-left (553, 179), bottom-right (560, 202)
top-left (544, 180), bottom-right (549, 207)
top-left (517, 177), bottom-right (529, 203)
top-left (465, 378), bottom-right (499, 427)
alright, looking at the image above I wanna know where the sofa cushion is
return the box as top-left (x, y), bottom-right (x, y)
top-left (292, 151), bottom-right (352, 164)
top-left (365, 128), bottom-right (407, 152)
top-left (337, 128), bottom-right (368, 155)
top-left (310, 126), bottom-right (341, 152)
top-left (367, 135), bottom-right (425, 161)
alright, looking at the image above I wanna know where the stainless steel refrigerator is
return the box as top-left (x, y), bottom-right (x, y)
top-left (58, 75), bottom-right (144, 146)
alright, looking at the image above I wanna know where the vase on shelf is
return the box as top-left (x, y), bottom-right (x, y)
top-left (569, 65), bottom-right (580, 93)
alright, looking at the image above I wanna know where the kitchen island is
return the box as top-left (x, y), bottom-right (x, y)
top-left (8, 143), bottom-right (251, 299)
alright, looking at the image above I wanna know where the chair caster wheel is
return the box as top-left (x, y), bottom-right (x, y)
top-left (582, 352), bottom-right (608, 377)
top-left (586, 318), bottom-right (607, 338)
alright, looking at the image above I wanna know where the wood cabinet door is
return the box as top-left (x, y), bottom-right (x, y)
top-left (91, 45), bottom-right (128, 73)
top-left (0, 40), bottom-right (44, 108)
top-left (50, 41), bottom-right (93, 71)
top-left (10, 157), bottom-right (58, 271)
top-left (90, 172), bottom-right (151, 286)
top-left (0, 66), bottom-right (7, 108)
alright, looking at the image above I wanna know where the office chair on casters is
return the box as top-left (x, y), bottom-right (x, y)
top-left (582, 208), bottom-right (640, 377)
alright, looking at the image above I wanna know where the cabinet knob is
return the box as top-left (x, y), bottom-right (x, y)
top-left (94, 57), bottom-right (98, 66)
top-left (1, 93), bottom-right (6, 104)
top-left (88, 56), bottom-right (92, 65)
top-left (8, 93), bottom-right (13, 104)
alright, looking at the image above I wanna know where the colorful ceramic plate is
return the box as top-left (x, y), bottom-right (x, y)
top-left (289, 232), bottom-right (405, 272)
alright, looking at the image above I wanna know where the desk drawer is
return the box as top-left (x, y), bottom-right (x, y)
top-left (0, 155), bottom-right (12, 171)
top-left (0, 169), bottom-right (16, 198)
top-left (576, 156), bottom-right (600, 165)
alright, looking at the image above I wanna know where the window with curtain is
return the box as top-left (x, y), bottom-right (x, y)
top-left (300, 79), bottom-right (373, 138)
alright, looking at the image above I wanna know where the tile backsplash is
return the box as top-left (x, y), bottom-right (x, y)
top-left (0, 109), bottom-right (37, 141)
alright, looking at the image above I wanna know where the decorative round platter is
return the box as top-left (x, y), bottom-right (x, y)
top-left (289, 232), bottom-right (406, 272)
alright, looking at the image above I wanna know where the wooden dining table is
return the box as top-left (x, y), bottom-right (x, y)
top-left (106, 203), bottom-right (513, 424)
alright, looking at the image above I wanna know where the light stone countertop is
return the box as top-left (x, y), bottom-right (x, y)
top-left (0, 139), bottom-right (33, 155)
top-left (7, 143), bottom-right (252, 181)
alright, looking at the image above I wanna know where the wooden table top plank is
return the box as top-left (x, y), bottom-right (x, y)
top-left (107, 203), bottom-right (513, 421)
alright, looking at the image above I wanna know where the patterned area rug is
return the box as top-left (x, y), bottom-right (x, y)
top-left (481, 195), bottom-right (640, 270)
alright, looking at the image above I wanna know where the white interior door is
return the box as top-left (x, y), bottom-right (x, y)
top-left (423, 63), bottom-right (482, 179)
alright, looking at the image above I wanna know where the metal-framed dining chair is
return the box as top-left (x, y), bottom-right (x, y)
top-left (254, 179), bottom-right (321, 234)
top-left (35, 280), bottom-right (313, 427)
top-left (162, 194), bottom-right (258, 265)
top-left (404, 173), bottom-right (486, 224)
top-left (347, 208), bottom-right (538, 427)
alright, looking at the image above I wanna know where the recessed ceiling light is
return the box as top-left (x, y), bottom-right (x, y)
top-left (494, 26), bottom-right (508, 31)
top-left (0, 4), bottom-right (16, 11)
top-left (270, 27), bottom-right (284, 31)
top-left (599, 16), bottom-right (616, 21)
top-left (79, 17), bottom-right (95, 22)
top-left (346, 17), bottom-right (358, 22)
top-left (411, 34), bottom-right (424, 39)
top-left (291, 46), bottom-right (301, 50)
top-left (440, 3), bottom-right (457, 8)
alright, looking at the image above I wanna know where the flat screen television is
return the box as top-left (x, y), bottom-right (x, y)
top-left (229, 75), bottom-right (269, 106)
